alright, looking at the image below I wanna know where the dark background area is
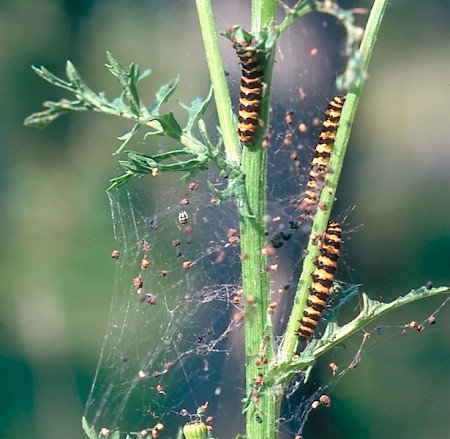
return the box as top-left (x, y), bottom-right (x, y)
top-left (1, 0), bottom-right (449, 438)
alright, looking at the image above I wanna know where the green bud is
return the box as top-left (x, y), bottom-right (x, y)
top-left (182, 421), bottom-right (207, 439)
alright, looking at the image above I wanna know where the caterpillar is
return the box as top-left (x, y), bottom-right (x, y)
top-left (297, 220), bottom-right (342, 341)
top-left (298, 96), bottom-right (346, 216)
top-left (231, 28), bottom-right (264, 146)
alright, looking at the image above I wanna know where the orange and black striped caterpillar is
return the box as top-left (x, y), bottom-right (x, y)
top-left (231, 29), bottom-right (264, 146)
top-left (298, 96), bottom-right (346, 216)
top-left (297, 220), bottom-right (342, 341)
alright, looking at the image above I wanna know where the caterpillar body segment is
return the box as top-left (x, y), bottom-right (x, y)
top-left (229, 26), bottom-right (264, 146)
top-left (298, 96), bottom-right (346, 216)
top-left (297, 221), bottom-right (342, 342)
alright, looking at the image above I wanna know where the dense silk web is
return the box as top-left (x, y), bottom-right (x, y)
top-left (82, 8), bottom-right (449, 439)
top-left (82, 11), bottom-right (352, 437)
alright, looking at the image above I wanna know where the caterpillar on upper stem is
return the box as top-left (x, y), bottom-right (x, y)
top-left (298, 96), bottom-right (346, 216)
top-left (228, 26), bottom-right (264, 147)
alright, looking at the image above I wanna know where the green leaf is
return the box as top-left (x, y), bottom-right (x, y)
top-left (24, 105), bottom-right (68, 128)
top-left (197, 118), bottom-right (219, 154)
top-left (31, 65), bottom-right (74, 92)
top-left (179, 86), bottom-right (213, 134)
top-left (151, 113), bottom-right (182, 140)
top-left (108, 146), bottom-right (210, 191)
top-left (207, 167), bottom-right (253, 218)
top-left (126, 150), bottom-right (206, 172)
top-left (114, 121), bottom-right (149, 155)
top-left (105, 51), bottom-right (142, 116)
top-left (81, 417), bottom-right (98, 439)
top-left (66, 61), bottom-right (102, 108)
top-left (221, 25), bottom-right (252, 45)
top-left (107, 171), bottom-right (135, 191)
top-left (24, 98), bottom-right (93, 128)
top-left (152, 76), bottom-right (180, 115)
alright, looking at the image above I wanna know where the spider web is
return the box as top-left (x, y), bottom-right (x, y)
top-left (82, 7), bottom-right (353, 438)
top-left (83, 4), bottom-right (449, 439)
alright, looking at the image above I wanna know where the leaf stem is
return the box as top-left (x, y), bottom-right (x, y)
top-left (270, 286), bottom-right (450, 388)
top-left (195, 0), bottom-right (240, 164)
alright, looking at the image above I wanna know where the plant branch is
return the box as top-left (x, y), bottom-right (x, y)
top-left (195, 0), bottom-right (240, 164)
top-left (280, 0), bottom-right (389, 361)
top-left (269, 286), bottom-right (450, 387)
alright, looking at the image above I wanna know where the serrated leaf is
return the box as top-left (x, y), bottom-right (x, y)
top-left (81, 417), bottom-right (98, 439)
top-left (153, 113), bottom-right (182, 139)
top-left (114, 121), bottom-right (148, 155)
top-left (65, 60), bottom-right (82, 83)
top-left (179, 87), bottom-right (213, 134)
top-left (126, 150), bottom-right (206, 172)
top-left (31, 65), bottom-right (74, 92)
top-left (125, 155), bottom-right (158, 171)
top-left (107, 171), bottom-right (136, 191)
top-left (105, 51), bottom-right (141, 116)
top-left (23, 98), bottom-right (93, 127)
top-left (66, 61), bottom-right (103, 108)
top-left (148, 149), bottom-right (189, 161)
top-left (207, 169), bottom-right (253, 218)
top-left (197, 118), bottom-right (218, 153)
top-left (24, 107), bottom-right (69, 128)
top-left (152, 76), bottom-right (179, 115)
top-left (108, 145), bottom-right (210, 191)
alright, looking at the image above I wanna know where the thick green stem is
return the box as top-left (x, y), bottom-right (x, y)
top-left (252, 0), bottom-right (277, 32)
top-left (239, 2), bottom-right (278, 439)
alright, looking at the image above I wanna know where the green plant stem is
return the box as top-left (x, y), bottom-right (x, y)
top-left (196, 0), bottom-right (278, 436)
top-left (195, 0), bottom-right (240, 164)
top-left (312, 286), bottom-right (450, 357)
top-left (237, 1), bottom-right (278, 439)
top-left (278, 0), bottom-right (317, 34)
top-left (269, 286), bottom-right (450, 387)
top-left (252, 0), bottom-right (277, 31)
top-left (280, 0), bottom-right (389, 361)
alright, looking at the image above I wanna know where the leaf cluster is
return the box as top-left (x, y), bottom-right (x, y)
top-left (25, 52), bottom-right (252, 215)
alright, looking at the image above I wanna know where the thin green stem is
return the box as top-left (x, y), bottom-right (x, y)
top-left (280, 0), bottom-right (389, 361)
top-left (195, 0), bottom-right (240, 164)
top-left (278, 0), bottom-right (317, 35)
top-left (358, 0), bottom-right (389, 73)
top-left (269, 286), bottom-right (450, 389)
top-left (313, 286), bottom-right (450, 357)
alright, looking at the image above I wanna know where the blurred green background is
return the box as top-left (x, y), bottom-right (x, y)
top-left (1, 0), bottom-right (449, 438)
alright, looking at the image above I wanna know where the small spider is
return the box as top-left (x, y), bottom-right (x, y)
top-left (178, 210), bottom-right (189, 225)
